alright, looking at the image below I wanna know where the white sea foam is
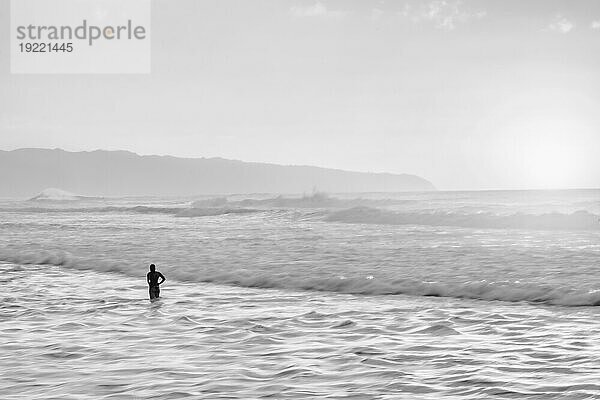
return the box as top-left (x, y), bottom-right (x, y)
top-left (29, 188), bottom-right (85, 201)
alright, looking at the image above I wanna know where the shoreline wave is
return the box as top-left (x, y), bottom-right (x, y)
top-left (3, 249), bottom-right (600, 307)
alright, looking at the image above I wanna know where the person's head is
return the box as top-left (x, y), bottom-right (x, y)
top-left (150, 263), bottom-right (156, 272)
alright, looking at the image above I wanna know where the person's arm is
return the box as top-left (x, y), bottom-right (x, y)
top-left (147, 272), bottom-right (151, 285)
top-left (158, 273), bottom-right (166, 285)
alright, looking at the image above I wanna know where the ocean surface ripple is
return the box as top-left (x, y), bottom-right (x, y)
top-left (1, 190), bottom-right (600, 398)
top-left (3, 265), bottom-right (600, 399)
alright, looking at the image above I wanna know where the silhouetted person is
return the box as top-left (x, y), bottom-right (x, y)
top-left (147, 264), bottom-right (166, 300)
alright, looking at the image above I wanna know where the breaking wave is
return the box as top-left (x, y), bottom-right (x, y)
top-left (175, 208), bottom-right (261, 217)
top-left (0, 206), bottom-right (262, 217)
top-left (190, 192), bottom-right (408, 209)
top-left (2, 249), bottom-right (600, 307)
top-left (3, 199), bottom-right (599, 230)
top-left (326, 207), bottom-right (600, 231)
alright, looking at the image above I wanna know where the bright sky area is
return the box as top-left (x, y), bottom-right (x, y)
top-left (1, 0), bottom-right (599, 190)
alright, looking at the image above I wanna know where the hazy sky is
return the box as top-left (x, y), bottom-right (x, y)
top-left (1, 0), bottom-right (600, 190)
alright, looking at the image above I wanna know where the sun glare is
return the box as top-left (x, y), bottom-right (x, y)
top-left (505, 117), bottom-right (590, 189)
top-left (528, 141), bottom-right (577, 189)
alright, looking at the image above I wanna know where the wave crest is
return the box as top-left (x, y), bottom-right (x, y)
top-left (326, 207), bottom-right (600, 231)
top-left (0, 205), bottom-right (261, 218)
top-left (2, 249), bottom-right (600, 307)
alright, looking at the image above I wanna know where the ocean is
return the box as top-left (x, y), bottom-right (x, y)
top-left (2, 189), bottom-right (600, 399)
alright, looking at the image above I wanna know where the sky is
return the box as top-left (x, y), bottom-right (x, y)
top-left (1, 0), bottom-right (600, 190)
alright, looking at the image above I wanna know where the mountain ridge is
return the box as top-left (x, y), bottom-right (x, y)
top-left (0, 148), bottom-right (436, 197)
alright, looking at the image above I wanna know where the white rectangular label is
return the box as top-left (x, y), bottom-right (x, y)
top-left (11, 0), bottom-right (151, 74)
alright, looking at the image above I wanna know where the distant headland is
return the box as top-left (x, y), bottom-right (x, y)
top-left (0, 148), bottom-right (436, 197)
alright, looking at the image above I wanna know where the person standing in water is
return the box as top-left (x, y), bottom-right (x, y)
top-left (147, 264), bottom-right (166, 300)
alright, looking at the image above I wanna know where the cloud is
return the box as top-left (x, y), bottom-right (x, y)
top-left (290, 2), bottom-right (346, 19)
top-left (592, 20), bottom-right (600, 30)
top-left (548, 15), bottom-right (574, 33)
top-left (400, 0), bottom-right (486, 30)
top-left (371, 8), bottom-right (384, 21)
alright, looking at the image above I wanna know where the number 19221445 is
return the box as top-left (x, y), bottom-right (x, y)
top-left (19, 42), bottom-right (73, 53)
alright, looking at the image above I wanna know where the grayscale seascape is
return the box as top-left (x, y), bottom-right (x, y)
top-left (3, 0), bottom-right (600, 398)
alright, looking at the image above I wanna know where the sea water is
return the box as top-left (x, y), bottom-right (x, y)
top-left (1, 190), bottom-right (600, 399)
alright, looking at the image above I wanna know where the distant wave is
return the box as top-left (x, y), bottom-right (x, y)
top-left (28, 188), bottom-right (99, 201)
top-left (0, 206), bottom-right (181, 214)
top-left (2, 249), bottom-right (600, 307)
top-left (326, 207), bottom-right (600, 231)
top-left (3, 194), bottom-right (599, 229)
top-left (191, 192), bottom-right (409, 209)
top-left (175, 208), bottom-right (261, 217)
top-left (0, 206), bottom-right (262, 217)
